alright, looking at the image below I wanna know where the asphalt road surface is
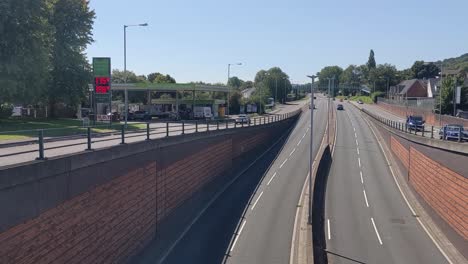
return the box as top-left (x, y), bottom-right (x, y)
top-left (148, 96), bottom-right (327, 264)
top-left (325, 102), bottom-right (448, 264)
top-left (0, 101), bottom-right (307, 167)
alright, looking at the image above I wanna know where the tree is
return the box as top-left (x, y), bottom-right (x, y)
top-left (48, 0), bottom-right (95, 117)
top-left (228, 76), bottom-right (244, 89)
top-left (112, 69), bottom-right (138, 83)
top-left (318, 66), bottom-right (343, 95)
top-left (411, 61), bottom-right (440, 79)
top-left (147, 72), bottom-right (176, 83)
top-left (254, 67), bottom-right (291, 103)
top-left (368, 64), bottom-right (398, 92)
top-left (367, 49), bottom-right (376, 70)
top-left (0, 0), bottom-right (52, 105)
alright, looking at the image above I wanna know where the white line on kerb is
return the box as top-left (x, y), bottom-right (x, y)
top-left (358, 158), bottom-right (361, 168)
top-left (289, 148), bottom-right (296, 156)
top-left (280, 158), bottom-right (288, 168)
top-left (230, 220), bottom-right (247, 252)
top-left (297, 139), bottom-right (302, 146)
top-left (327, 219), bottom-right (331, 240)
top-left (251, 191), bottom-right (264, 210)
top-left (371, 218), bottom-right (383, 245)
top-left (360, 171), bottom-right (364, 184)
top-left (357, 148), bottom-right (360, 155)
top-left (363, 189), bottom-right (369, 207)
top-left (267, 172), bottom-right (277, 186)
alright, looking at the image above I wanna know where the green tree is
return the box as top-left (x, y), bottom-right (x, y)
top-left (148, 72), bottom-right (176, 83)
top-left (411, 61), bottom-right (440, 79)
top-left (228, 76), bottom-right (244, 89)
top-left (367, 49), bottom-right (376, 70)
top-left (0, 0), bottom-right (53, 105)
top-left (48, 0), bottom-right (95, 117)
top-left (318, 66), bottom-right (343, 95)
top-left (368, 64), bottom-right (398, 92)
top-left (112, 69), bottom-right (139, 83)
top-left (254, 67), bottom-right (291, 103)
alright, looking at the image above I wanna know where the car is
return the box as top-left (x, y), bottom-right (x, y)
top-left (337, 104), bottom-right (344, 110)
top-left (339, 98), bottom-right (343, 102)
top-left (131, 111), bottom-right (151, 121)
top-left (357, 100), bottom-right (363, 104)
top-left (235, 114), bottom-right (251, 124)
top-left (406, 115), bottom-right (425, 131)
top-left (439, 124), bottom-right (468, 141)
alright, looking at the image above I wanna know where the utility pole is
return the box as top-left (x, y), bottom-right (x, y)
top-left (306, 75), bottom-right (317, 225)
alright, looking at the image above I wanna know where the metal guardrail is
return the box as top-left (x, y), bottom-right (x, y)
top-left (361, 108), bottom-right (468, 143)
top-left (0, 111), bottom-right (302, 162)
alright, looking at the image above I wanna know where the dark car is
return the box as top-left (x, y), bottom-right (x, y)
top-left (337, 104), bottom-right (344, 110)
top-left (130, 111), bottom-right (151, 121)
top-left (439, 124), bottom-right (468, 141)
top-left (406, 115), bottom-right (425, 131)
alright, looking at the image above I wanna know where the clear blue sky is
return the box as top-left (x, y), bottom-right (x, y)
top-left (86, 0), bottom-right (468, 84)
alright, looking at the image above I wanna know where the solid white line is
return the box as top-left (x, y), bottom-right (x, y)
top-left (297, 139), bottom-right (302, 146)
top-left (230, 220), bottom-right (247, 252)
top-left (251, 191), bottom-right (264, 210)
top-left (289, 148), bottom-right (296, 156)
top-left (280, 158), bottom-right (288, 168)
top-left (360, 108), bottom-right (453, 263)
top-left (371, 218), bottom-right (383, 245)
top-left (267, 172), bottom-right (277, 186)
top-left (363, 189), bottom-right (369, 207)
top-left (360, 171), bottom-right (364, 184)
top-left (327, 219), bottom-right (331, 240)
top-left (357, 148), bottom-right (360, 155)
top-left (358, 157), bottom-right (361, 168)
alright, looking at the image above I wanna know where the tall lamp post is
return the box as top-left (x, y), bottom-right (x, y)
top-left (306, 75), bottom-right (317, 225)
top-left (123, 23), bottom-right (148, 126)
top-left (227, 63), bottom-right (242, 116)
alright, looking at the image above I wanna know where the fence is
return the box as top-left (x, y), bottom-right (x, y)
top-left (0, 111), bottom-right (301, 164)
top-left (377, 97), bottom-right (435, 111)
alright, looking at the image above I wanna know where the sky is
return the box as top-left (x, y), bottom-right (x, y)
top-left (86, 0), bottom-right (468, 84)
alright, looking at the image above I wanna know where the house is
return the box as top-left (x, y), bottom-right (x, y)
top-left (241, 87), bottom-right (256, 98)
top-left (426, 78), bottom-right (441, 98)
top-left (389, 79), bottom-right (427, 99)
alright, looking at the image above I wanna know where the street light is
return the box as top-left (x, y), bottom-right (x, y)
top-left (123, 23), bottom-right (148, 126)
top-left (306, 75), bottom-right (317, 225)
top-left (227, 62), bottom-right (242, 115)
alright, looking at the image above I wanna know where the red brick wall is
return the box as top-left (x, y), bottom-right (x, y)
top-left (409, 147), bottom-right (468, 240)
top-left (232, 132), bottom-right (269, 158)
top-left (390, 136), bottom-right (409, 169)
top-left (0, 140), bottom-right (232, 264)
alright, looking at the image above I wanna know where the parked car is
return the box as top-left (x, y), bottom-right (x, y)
top-left (357, 100), bottom-right (363, 104)
top-left (131, 111), bottom-right (151, 121)
top-left (235, 114), bottom-right (251, 124)
top-left (337, 104), bottom-right (344, 110)
top-left (439, 124), bottom-right (468, 141)
top-left (406, 115), bottom-right (425, 131)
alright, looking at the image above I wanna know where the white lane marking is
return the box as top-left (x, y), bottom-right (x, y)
top-left (357, 148), bottom-right (360, 155)
top-left (302, 133), bottom-right (306, 139)
top-left (289, 148), bottom-right (296, 157)
top-left (363, 189), bottom-right (369, 207)
top-left (358, 157), bottom-right (361, 168)
top-left (371, 218), bottom-right (383, 245)
top-left (362, 115), bottom-right (453, 263)
top-left (251, 191), bottom-right (264, 210)
top-left (230, 220), bottom-right (247, 252)
top-left (354, 132), bottom-right (357, 138)
top-left (280, 158), bottom-right (288, 168)
top-left (360, 171), bottom-right (364, 184)
top-left (297, 139), bottom-right (302, 146)
top-left (267, 172), bottom-right (277, 186)
top-left (356, 139), bottom-right (359, 146)
top-left (327, 219), bottom-right (331, 240)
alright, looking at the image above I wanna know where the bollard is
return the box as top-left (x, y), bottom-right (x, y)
top-left (36, 129), bottom-right (45, 160)
top-left (443, 128), bottom-right (446, 140)
top-left (226, 119), bottom-right (228, 129)
top-left (422, 127), bottom-right (425, 137)
top-left (248, 118), bottom-right (251, 126)
top-left (166, 122), bottom-right (169, 137)
top-left (196, 121), bottom-right (198, 132)
top-left (146, 123), bottom-right (150, 140)
top-left (431, 126), bottom-right (434, 139)
top-left (458, 129), bottom-right (462, 142)
top-left (234, 121), bottom-right (237, 128)
top-left (120, 125), bottom-right (125, 144)
top-left (207, 121), bottom-right (209, 131)
top-left (87, 127), bottom-right (93, 149)
top-left (217, 120), bottom-right (219, 130)
top-left (254, 118), bottom-right (256, 126)
top-left (182, 122), bottom-right (185, 135)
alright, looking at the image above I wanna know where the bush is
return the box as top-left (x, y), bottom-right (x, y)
top-left (371, 91), bottom-right (385, 103)
top-left (0, 103), bottom-right (13, 118)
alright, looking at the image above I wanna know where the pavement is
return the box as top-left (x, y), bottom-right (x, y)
top-left (142, 96), bottom-right (327, 264)
top-left (0, 100), bottom-right (308, 168)
top-left (324, 102), bottom-right (449, 264)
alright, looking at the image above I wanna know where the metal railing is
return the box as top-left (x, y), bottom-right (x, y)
top-left (0, 110), bottom-right (301, 162)
top-left (361, 108), bottom-right (467, 143)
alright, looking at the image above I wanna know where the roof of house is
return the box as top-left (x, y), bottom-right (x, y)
top-left (396, 79), bottom-right (421, 95)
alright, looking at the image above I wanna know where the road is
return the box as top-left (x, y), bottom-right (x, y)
top-left (0, 101), bottom-right (307, 167)
top-left (325, 102), bottom-right (448, 264)
top-left (139, 96), bottom-right (327, 264)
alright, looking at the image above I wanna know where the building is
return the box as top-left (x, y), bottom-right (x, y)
top-left (389, 79), bottom-right (427, 99)
top-left (426, 78), bottom-right (441, 98)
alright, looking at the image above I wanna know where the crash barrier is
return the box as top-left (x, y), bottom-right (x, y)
top-left (311, 145), bottom-right (332, 264)
top-left (362, 108), bottom-right (468, 143)
top-left (0, 112), bottom-right (300, 264)
top-left (0, 110), bottom-right (301, 165)
top-left (361, 108), bottom-right (468, 253)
